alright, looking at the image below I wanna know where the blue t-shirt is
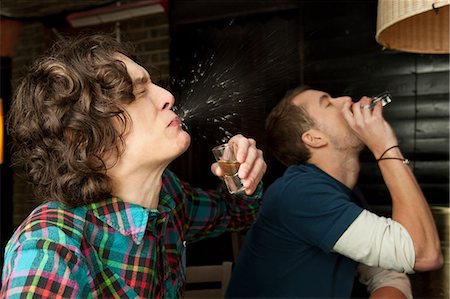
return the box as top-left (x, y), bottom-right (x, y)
top-left (226, 164), bottom-right (364, 298)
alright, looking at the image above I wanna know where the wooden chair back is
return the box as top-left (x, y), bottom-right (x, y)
top-left (184, 261), bottom-right (233, 298)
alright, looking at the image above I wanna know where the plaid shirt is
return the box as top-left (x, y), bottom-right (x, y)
top-left (1, 169), bottom-right (261, 298)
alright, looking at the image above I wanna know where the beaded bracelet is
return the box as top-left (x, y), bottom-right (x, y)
top-left (376, 145), bottom-right (410, 165)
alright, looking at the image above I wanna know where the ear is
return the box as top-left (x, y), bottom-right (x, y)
top-left (301, 129), bottom-right (327, 148)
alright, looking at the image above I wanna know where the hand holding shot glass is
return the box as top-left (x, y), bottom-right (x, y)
top-left (212, 142), bottom-right (246, 194)
top-left (360, 91), bottom-right (392, 110)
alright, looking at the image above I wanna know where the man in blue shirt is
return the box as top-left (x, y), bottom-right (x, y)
top-left (226, 86), bottom-right (443, 298)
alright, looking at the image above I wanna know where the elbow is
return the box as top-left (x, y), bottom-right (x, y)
top-left (427, 251), bottom-right (444, 270)
top-left (413, 249), bottom-right (444, 272)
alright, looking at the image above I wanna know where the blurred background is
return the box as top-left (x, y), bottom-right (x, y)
top-left (0, 0), bottom-right (448, 297)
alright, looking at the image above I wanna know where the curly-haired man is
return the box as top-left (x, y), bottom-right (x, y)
top-left (1, 34), bottom-right (266, 298)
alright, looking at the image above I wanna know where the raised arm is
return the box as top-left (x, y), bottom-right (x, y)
top-left (342, 97), bottom-right (443, 271)
top-left (375, 145), bottom-right (442, 270)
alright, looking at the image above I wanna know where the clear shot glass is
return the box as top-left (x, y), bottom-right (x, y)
top-left (212, 143), bottom-right (245, 194)
top-left (368, 91), bottom-right (392, 109)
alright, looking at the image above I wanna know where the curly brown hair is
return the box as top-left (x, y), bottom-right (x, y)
top-left (265, 86), bottom-right (315, 166)
top-left (8, 34), bottom-right (137, 207)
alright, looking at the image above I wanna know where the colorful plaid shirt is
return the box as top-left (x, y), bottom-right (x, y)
top-left (1, 169), bottom-right (262, 298)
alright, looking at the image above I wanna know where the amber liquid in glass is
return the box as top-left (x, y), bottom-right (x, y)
top-left (218, 160), bottom-right (240, 176)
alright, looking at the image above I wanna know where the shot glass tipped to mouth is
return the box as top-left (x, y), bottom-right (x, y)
top-left (360, 91), bottom-right (392, 110)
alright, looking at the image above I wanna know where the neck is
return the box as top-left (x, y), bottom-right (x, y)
top-left (308, 149), bottom-right (360, 189)
top-left (107, 163), bottom-right (168, 210)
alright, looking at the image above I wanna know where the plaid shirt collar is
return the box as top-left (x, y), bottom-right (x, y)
top-left (86, 193), bottom-right (176, 245)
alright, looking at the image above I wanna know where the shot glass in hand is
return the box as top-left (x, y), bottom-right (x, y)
top-left (212, 143), bottom-right (246, 194)
top-left (361, 91), bottom-right (392, 110)
top-left (371, 91), bottom-right (392, 108)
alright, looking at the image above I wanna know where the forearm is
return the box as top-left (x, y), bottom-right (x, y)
top-left (378, 147), bottom-right (442, 271)
top-left (182, 181), bottom-right (262, 241)
top-left (357, 263), bottom-right (412, 299)
top-left (225, 182), bottom-right (262, 230)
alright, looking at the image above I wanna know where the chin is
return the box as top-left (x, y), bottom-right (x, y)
top-left (177, 131), bottom-right (191, 153)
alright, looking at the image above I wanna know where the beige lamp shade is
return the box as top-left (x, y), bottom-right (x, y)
top-left (376, 0), bottom-right (450, 54)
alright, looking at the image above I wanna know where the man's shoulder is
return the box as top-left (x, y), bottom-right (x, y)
top-left (2, 202), bottom-right (91, 298)
top-left (26, 201), bottom-right (87, 226)
top-left (266, 164), bottom-right (351, 207)
top-left (8, 201), bottom-right (88, 249)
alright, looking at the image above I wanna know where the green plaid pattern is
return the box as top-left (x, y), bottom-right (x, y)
top-left (1, 169), bottom-right (261, 298)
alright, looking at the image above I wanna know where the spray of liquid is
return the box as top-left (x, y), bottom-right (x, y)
top-left (171, 50), bottom-right (243, 144)
top-left (171, 23), bottom-right (297, 145)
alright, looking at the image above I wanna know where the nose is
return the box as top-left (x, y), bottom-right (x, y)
top-left (153, 84), bottom-right (175, 111)
top-left (332, 96), bottom-right (352, 107)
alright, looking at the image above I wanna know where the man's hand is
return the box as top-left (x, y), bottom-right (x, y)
top-left (341, 97), bottom-right (398, 158)
top-left (211, 134), bottom-right (266, 195)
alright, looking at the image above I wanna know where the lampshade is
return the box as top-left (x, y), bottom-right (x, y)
top-left (376, 0), bottom-right (450, 54)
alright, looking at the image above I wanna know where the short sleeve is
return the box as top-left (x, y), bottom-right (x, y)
top-left (273, 175), bottom-right (363, 252)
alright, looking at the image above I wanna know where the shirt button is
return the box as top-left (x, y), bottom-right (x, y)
top-left (183, 240), bottom-right (187, 247)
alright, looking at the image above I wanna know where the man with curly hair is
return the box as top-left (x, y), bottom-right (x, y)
top-left (226, 87), bottom-right (443, 298)
top-left (1, 34), bottom-right (266, 298)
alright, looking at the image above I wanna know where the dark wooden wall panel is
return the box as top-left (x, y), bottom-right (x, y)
top-left (384, 94), bottom-right (449, 118)
top-left (304, 54), bottom-right (416, 82)
top-left (417, 55), bottom-right (450, 72)
top-left (385, 119), bottom-right (449, 140)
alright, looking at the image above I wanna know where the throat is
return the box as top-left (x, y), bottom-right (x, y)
top-left (336, 157), bottom-right (360, 189)
top-left (110, 172), bottom-right (163, 210)
top-left (310, 153), bottom-right (360, 189)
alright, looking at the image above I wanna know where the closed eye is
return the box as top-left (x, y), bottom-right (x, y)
top-left (133, 73), bottom-right (150, 96)
top-left (319, 94), bottom-right (331, 108)
top-left (134, 88), bottom-right (147, 97)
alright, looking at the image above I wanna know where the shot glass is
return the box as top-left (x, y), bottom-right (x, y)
top-left (363, 91), bottom-right (392, 109)
top-left (212, 143), bottom-right (246, 194)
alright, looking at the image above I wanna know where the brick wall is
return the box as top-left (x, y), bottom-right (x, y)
top-left (11, 22), bottom-right (48, 227)
top-left (10, 12), bottom-right (170, 227)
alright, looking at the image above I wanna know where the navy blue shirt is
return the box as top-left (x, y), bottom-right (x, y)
top-left (226, 164), bottom-right (364, 298)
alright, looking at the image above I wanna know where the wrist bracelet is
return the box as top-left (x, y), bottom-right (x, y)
top-left (377, 157), bottom-right (410, 165)
top-left (377, 145), bottom-right (400, 160)
top-left (376, 145), bottom-right (410, 165)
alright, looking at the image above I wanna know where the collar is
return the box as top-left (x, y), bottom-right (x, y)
top-left (293, 163), bottom-right (353, 195)
top-left (87, 197), bottom-right (149, 244)
top-left (86, 195), bottom-right (175, 245)
top-left (87, 196), bottom-right (175, 244)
